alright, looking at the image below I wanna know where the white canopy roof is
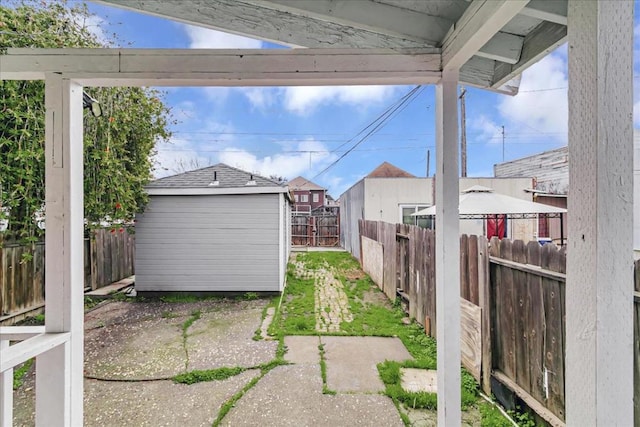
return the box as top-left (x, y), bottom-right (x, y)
top-left (413, 185), bottom-right (567, 217)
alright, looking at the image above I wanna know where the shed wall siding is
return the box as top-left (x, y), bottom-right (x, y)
top-left (135, 194), bottom-right (280, 292)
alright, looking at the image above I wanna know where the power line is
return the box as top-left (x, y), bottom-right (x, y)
top-left (311, 85), bottom-right (424, 180)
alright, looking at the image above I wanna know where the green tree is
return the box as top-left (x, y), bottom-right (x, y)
top-left (0, 1), bottom-right (172, 242)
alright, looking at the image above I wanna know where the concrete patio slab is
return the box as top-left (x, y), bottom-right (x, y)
top-left (83, 370), bottom-right (260, 427)
top-left (221, 364), bottom-right (404, 427)
top-left (284, 335), bottom-right (321, 364)
top-left (401, 368), bottom-right (438, 393)
top-left (321, 336), bottom-right (413, 393)
top-left (187, 303), bottom-right (278, 370)
top-left (84, 305), bottom-right (185, 380)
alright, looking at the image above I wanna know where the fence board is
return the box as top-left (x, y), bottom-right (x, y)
top-left (499, 239), bottom-right (517, 380)
top-left (526, 240), bottom-right (545, 406)
top-left (461, 297), bottom-right (482, 383)
top-left (1, 229), bottom-right (134, 320)
top-left (361, 236), bottom-right (384, 289)
top-left (478, 236), bottom-right (492, 395)
top-left (542, 243), bottom-right (565, 420)
top-left (468, 235), bottom-right (479, 306)
top-left (512, 240), bottom-right (531, 396)
top-left (380, 222), bottom-right (397, 301)
top-left (460, 234), bottom-right (469, 301)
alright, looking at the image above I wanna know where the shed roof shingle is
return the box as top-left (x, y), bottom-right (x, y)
top-left (146, 163), bottom-right (283, 189)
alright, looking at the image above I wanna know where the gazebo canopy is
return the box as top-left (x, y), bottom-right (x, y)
top-left (413, 185), bottom-right (567, 218)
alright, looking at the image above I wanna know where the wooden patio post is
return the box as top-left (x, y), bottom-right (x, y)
top-left (35, 74), bottom-right (85, 426)
top-left (566, 1), bottom-right (634, 424)
top-left (435, 67), bottom-right (461, 425)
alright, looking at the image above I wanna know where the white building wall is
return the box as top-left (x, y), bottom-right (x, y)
top-left (363, 177), bottom-right (433, 223)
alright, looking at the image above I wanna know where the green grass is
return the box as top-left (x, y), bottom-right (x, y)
top-left (84, 296), bottom-right (100, 310)
top-left (277, 265), bottom-right (317, 335)
top-left (13, 358), bottom-right (34, 390)
top-left (160, 293), bottom-right (203, 303)
top-left (270, 251), bottom-right (494, 423)
top-left (173, 367), bottom-right (245, 384)
top-left (213, 375), bottom-right (261, 426)
top-left (182, 310), bottom-right (201, 335)
top-left (318, 343), bottom-right (336, 395)
top-left (479, 401), bottom-right (514, 427)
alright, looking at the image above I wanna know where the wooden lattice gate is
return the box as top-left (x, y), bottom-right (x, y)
top-left (291, 214), bottom-right (340, 247)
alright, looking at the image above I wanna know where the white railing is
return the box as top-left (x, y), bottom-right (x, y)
top-left (0, 326), bottom-right (69, 427)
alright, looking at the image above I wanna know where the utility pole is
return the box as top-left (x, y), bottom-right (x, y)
top-left (501, 125), bottom-right (505, 162)
top-left (426, 149), bottom-right (431, 177)
top-left (459, 86), bottom-right (467, 177)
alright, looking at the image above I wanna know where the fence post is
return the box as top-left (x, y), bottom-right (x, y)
top-left (478, 236), bottom-right (492, 395)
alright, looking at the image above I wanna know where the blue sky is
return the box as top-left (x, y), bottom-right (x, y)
top-left (82, 1), bottom-right (639, 198)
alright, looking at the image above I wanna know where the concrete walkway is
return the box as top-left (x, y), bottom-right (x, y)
top-left (221, 335), bottom-right (410, 426)
top-left (12, 298), bottom-right (410, 427)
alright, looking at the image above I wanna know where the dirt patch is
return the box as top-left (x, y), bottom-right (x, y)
top-left (343, 269), bottom-right (365, 281)
top-left (362, 286), bottom-right (393, 307)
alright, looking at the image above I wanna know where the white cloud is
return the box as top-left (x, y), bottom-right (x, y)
top-left (283, 86), bottom-right (399, 115)
top-left (498, 51), bottom-right (568, 141)
top-left (242, 87), bottom-right (278, 110)
top-left (470, 115), bottom-right (503, 144)
top-left (153, 138), bottom-right (214, 178)
top-left (219, 139), bottom-right (337, 179)
top-left (182, 25), bottom-right (263, 49)
top-left (74, 13), bottom-right (110, 45)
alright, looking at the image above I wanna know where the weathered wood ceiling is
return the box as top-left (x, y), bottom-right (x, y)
top-left (96, 0), bottom-right (568, 94)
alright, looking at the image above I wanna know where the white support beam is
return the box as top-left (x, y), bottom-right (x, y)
top-left (95, 0), bottom-right (430, 49)
top-left (566, 1), bottom-right (634, 425)
top-left (520, 0), bottom-right (568, 25)
top-left (0, 340), bottom-right (11, 427)
top-left (475, 32), bottom-right (524, 65)
top-left (435, 68), bottom-right (461, 426)
top-left (0, 48), bottom-right (442, 87)
top-left (442, 0), bottom-right (529, 70)
top-left (36, 75), bottom-right (84, 427)
top-left (492, 21), bottom-right (566, 89)
top-left (0, 326), bottom-right (45, 341)
top-left (245, 0), bottom-right (451, 46)
top-left (0, 333), bottom-right (70, 373)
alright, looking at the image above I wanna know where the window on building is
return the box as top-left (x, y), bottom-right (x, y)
top-left (400, 205), bottom-right (433, 229)
top-left (301, 194), bottom-right (309, 203)
top-left (312, 193), bottom-right (319, 203)
top-left (294, 194), bottom-right (299, 202)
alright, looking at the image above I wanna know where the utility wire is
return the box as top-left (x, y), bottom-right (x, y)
top-left (311, 85), bottom-right (424, 180)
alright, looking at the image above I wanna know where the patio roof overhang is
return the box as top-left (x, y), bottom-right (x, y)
top-left (94, 0), bottom-right (568, 95)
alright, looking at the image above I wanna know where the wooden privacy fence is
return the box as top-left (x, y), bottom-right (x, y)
top-left (0, 228), bottom-right (134, 321)
top-left (291, 214), bottom-right (340, 246)
top-left (358, 219), bottom-right (571, 425)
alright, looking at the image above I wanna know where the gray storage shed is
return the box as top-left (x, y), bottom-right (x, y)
top-left (135, 163), bottom-right (291, 293)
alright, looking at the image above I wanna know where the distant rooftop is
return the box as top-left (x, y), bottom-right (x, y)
top-left (367, 162), bottom-right (416, 178)
top-left (146, 163), bottom-right (282, 189)
top-left (288, 176), bottom-right (325, 191)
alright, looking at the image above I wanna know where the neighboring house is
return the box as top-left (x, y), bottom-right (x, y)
top-left (494, 147), bottom-right (568, 244)
top-left (496, 136), bottom-right (640, 253)
top-left (339, 162), bottom-right (533, 259)
top-left (494, 146), bottom-right (569, 195)
top-left (135, 163), bottom-right (291, 293)
top-left (288, 176), bottom-right (327, 214)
